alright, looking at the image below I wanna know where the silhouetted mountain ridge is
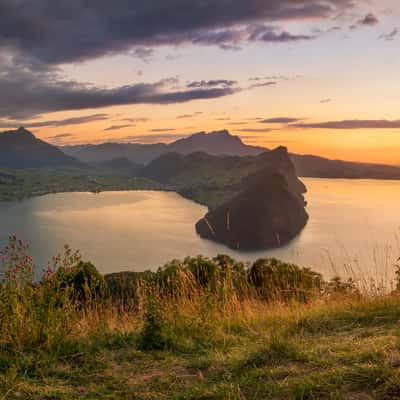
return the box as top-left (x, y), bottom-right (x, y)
top-left (61, 130), bottom-right (400, 180)
top-left (62, 130), bottom-right (264, 164)
top-left (0, 127), bottom-right (80, 169)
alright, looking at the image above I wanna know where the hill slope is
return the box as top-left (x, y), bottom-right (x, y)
top-left (63, 142), bottom-right (167, 165)
top-left (0, 127), bottom-right (80, 169)
top-left (142, 146), bottom-right (308, 250)
top-left (168, 130), bottom-right (265, 156)
top-left (62, 130), bottom-right (264, 164)
top-left (140, 146), bottom-right (306, 209)
top-left (61, 130), bottom-right (400, 180)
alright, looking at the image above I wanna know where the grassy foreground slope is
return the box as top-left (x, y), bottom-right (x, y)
top-left (1, 240), bottom-right (400, 399)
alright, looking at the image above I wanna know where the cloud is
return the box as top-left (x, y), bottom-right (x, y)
top-left (118, 117), bottom-right (149, 123)
top-left (150, 128), bottom-right (176, 132)
top-left (293, 119), bottom-right (400, 129)
top-left (187, 80), bottom-right (237, 88)
top-left (249, 75), bottom-right (295, 81)
top-left (358, 13), bottom-right (379, 26)
top-left (320, 98), bottom-right (332, 103)
top-left (0, 0), bottom-right (353, 66)
top-left (236, 128), bottom-right (272, 133)
top-left (379, 28), bottom-right (399, 41)
top-left (350, 13), bottom-right (379, 29)
top-left (0, 64), bottom-right (240, 119)
top-left (131, 47), bottom-right (154, 62)
top-left (228, 122), bottom-right (248, 126)
top-left (0, 113), bottom-right (109, 129)
top-left (104, 124), bottom-right (134, 131)
top-left (48, 133), bottom-right (74, 140)
top-left (249, 81), bottom-right (277, 89)
top-left (261, 117), bottom-right (302, 124)
top-left (247, 24), bottom-right (316, 42)
top-left (177, 114), bottom-right (193, 119)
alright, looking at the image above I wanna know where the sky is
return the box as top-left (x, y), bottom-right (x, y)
top-left (0, 0), bottom-right (399, 165)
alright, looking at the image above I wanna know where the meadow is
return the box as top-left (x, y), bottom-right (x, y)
top-left (1, 236), bottom-right (400, 399)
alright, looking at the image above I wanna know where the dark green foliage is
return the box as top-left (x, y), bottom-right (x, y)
top-left (105, 270), bottom-right (154, 305)
top-left (106, 255), bottom-right (323, 306)
top-left (138, 302), bottom-right (170, 351)
top-left (248, 258), bottom-right (322, 302)
top-left (55, 261), bottom-right (107, 303)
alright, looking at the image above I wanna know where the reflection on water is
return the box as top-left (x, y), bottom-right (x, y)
top-left (0, 179), bottom-right (400, 282)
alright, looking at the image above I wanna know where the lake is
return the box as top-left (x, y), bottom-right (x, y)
top-left (1, 178), bottom-right (400, 284)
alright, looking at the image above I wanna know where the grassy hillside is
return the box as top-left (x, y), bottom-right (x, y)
top-left (1, 237), bottom-right (400, 399)
top-left (140, 147), bottom-right (305, 209)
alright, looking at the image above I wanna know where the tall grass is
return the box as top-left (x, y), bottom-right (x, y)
top-left (0, 235), bottom-right (398, 382)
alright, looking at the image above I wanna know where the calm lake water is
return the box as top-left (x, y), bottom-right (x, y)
top-left (1, 178), bottom-right (400, 282)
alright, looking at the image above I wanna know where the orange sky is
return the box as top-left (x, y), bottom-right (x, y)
top-left (1, 0), bottom-right (400, 165)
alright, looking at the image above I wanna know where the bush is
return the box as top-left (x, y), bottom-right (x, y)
top-left (54, 261), bottom-right (107, 304)
top-left (138, 301), bottom-right (170, 351)
top-left (248, 258), bottom-right (322, 302)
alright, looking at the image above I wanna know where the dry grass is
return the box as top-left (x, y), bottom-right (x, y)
top-left (1, 237), bottom-right (400, 399)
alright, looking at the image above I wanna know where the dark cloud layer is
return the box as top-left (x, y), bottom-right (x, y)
top-left (0, 0), bottom-right (352, 66)
top-left (0, 65), bottom-right (240, 119)
top-left (187, 80), bottom-right (237, 88)
top-left (0, 113), bottom-right (109, 129)
top-left (0, 0), bottom-right (355, 121)
top-left (293, 119), bottom-right (400, 129)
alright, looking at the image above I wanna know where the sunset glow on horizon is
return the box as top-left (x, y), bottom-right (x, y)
top-left (1, 0), bottom-right (399, 165)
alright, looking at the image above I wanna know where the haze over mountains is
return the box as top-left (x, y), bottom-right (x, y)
top-left (62, 129), bottom-right (400, 180)
top-left (1, 127), bottom-right (400, 180)
top-left (62, 131), bottom-right (264, 165)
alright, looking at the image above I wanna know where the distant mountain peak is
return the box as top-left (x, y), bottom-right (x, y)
top-left (16, 126), bottom-right (35, 138)
top-left (2, 126), bottom-right (35, 139)
top-left (168, 129), bottom-right (263, 157)
top-left (0, 127), bottom-right (80, 169)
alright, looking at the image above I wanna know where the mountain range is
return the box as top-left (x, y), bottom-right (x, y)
top-left (2, 127), bottom-right (400, 181)
top-left (62, 130), bottom-right (400, 180)
top-left (0, 127), bottom-right (309, 250)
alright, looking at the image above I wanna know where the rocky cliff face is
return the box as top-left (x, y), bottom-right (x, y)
top-left (195, 149), bottom-right (308, 251)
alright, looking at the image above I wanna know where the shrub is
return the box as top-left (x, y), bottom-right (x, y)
top-left (54, 261), bottom-right (107, 304)
top-left (138, 301), bottom-right (170, 351)
top-left (248, 258), bottom-right (322, 302)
